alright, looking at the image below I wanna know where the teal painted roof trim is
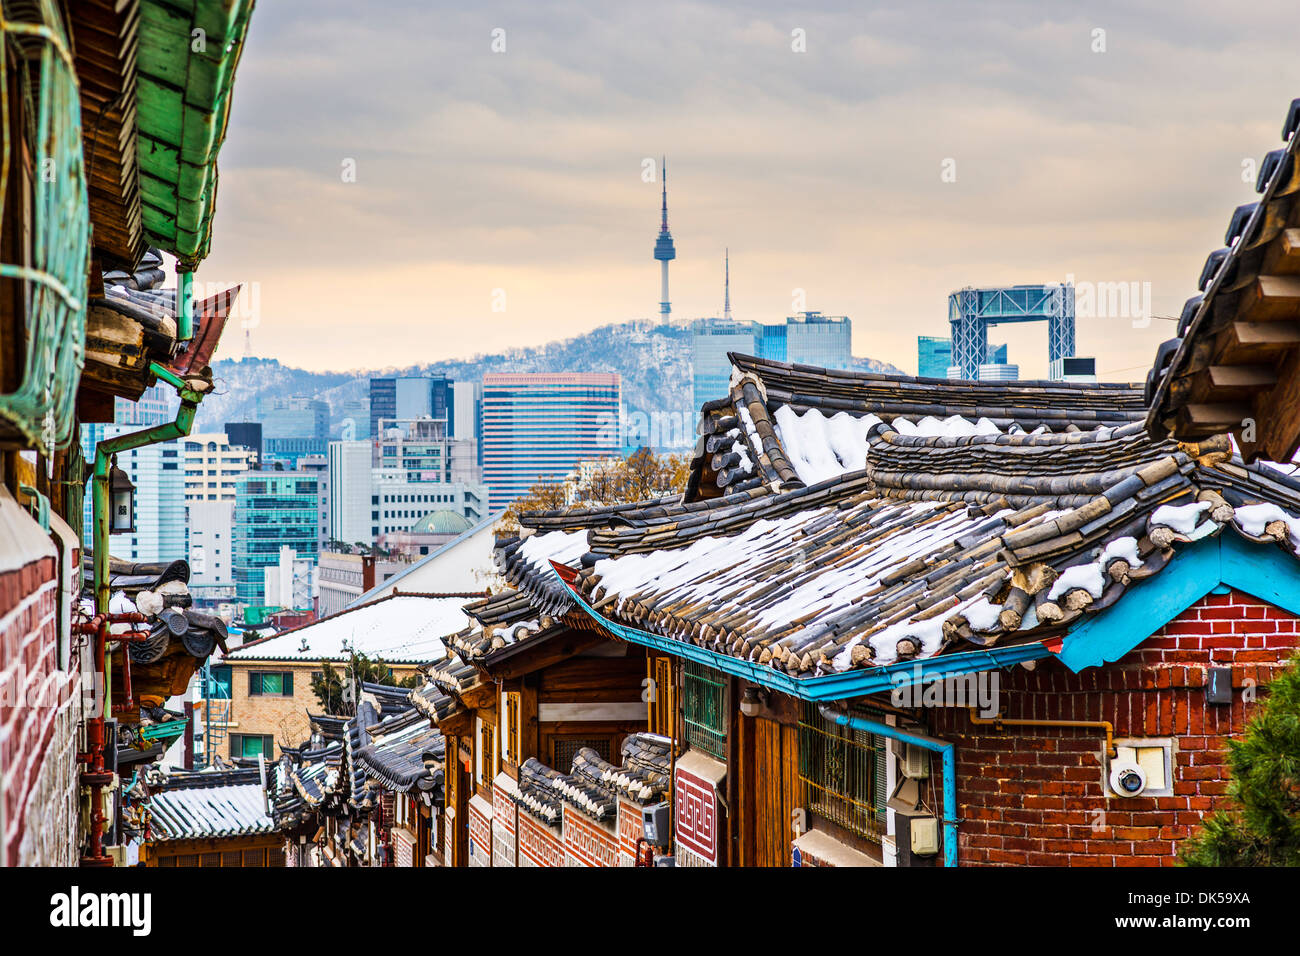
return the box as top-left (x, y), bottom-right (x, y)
top-left (1057, 532), bottom-right (1300, 672)
top-left (549, 531), bottom-right (1300, 702)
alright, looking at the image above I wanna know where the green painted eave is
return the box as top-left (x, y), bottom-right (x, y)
top-left (136, 0), bottom-right (256, 267)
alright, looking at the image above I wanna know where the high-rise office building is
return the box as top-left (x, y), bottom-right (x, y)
top-left (451, 380), bottom-right (481, 443)
top-left (224, 422), bottom-right (262, 464)
top-left (337, 398), bottom-right (370, 440)
top-left (233, 471), bottom-right (319, 605)
top-left (371, 375), bottom-right (455, 438)
top-left (79, 425), bottom-right (186, 564)
top-left (369, 378), bottom-right (396, 439)
top-left (187, 500), bottom-right (235, 592)
top-left (919, 337), bottom-right (1009, 379)
top-left (691, 314), bottom-right (852, 410)
top-left (482, 372), bottom-right (622, 513)
top-left (327, 440), bottom-right (373, 548)
top-left (259, 396), bottom-right (329, 467)
top-left (298, 454), bottom-right (331, 549)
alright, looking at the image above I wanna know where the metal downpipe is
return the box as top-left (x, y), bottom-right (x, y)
top-left (818, 703), bottom-right (959, 868)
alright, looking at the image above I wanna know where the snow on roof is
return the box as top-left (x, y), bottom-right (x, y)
top-left (772, 404), bottom-right (1006, 486)
top-left (149, 780), bottom-right (275, 841)
top-left (224, 594), bottom-right (474, 664)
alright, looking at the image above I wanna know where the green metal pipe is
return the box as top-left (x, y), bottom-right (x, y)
top-left (92, 362), bottom-right (205, 717)
top-left (177, 268), bottom-right (194, 342)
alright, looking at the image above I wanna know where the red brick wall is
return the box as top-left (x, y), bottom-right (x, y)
top-left (924, 590), bottom-right (1298, 867)
top-left (0, 556), bottom-right (61, 866)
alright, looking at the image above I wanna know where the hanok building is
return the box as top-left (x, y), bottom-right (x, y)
top-left (267, 682), bottom-right (444, 867)
top-left (1147, 97), bottom-right (1300, 464)
top-left (478, 346), bottom-right (1300, 867)
top-left (137, 767), bottom-right (283, 867)
top-left (404, 577), bottom-right (665, 869)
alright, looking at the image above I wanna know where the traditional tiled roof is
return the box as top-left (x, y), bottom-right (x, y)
top-left (444, 588), bottom-right (564, 662)
top-left (509, 734), bottom-right (678, 827)
top-left (409, 681), bottom-right (462, 722)
top-left (602, 733), bottom-right (674, 804)
top-left (684, 354), bottom-right (1148, 500)
top-left (353, 707), bottom-right (445, 796)
top-left (503, 354), bottom-right (1300, 683)
top-left (512, 756), bottom-right (616, 823)
top-left (1146, 97), bottom-right (1300, 464)
top-left (148, 768), bottom-right (277, 841)
top-left (271, 742), bottom-right (343, 824)
top-left (493, 531), bottom-right (589, 616)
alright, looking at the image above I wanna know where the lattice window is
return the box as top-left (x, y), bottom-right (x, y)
top-left (682, 661), bottom-right (727, 761)
top-left (797, 703), bottom-right (885, 843)
top-left (552, 736), bottom-right (610, 772)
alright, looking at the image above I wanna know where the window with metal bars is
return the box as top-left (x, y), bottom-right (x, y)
top-left (797, 703), bottom-right (886, 843)
top-left (682, 661), bottom-right (727, 761)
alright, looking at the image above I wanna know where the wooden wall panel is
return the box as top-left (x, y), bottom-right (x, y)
top-left (753, 718), bottom-right (799, 867)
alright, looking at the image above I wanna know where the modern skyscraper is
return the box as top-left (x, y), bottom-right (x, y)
top-left (233, 471), bottom-right (319, 604)
top-left (224, 422), bottom-right (262, 464)
top-left (369, 377), bottom-right (396, 438)
top-left (919, 337), bottom-right (1010, 379)
top-left (79, 425), bottom-right (186, 564)
top-left (653, 156), bottom-right (676, 319)
top-left (187, 500), bottom-right (235, 593)
top-left (327, 439), bottom-right (372, 548)
top-left (259, 395), bottom-right (330, 467)
top-left (691, 314), bottom-right (853, 410)
top-left (482, 372), bottom-right (622, 513)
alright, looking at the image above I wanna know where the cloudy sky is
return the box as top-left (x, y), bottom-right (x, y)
top-left (198, 1), bottom-right (1300, 379)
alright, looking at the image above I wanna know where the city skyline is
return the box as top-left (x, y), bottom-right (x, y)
top-left (197, 1), bottom-right (1300, 380)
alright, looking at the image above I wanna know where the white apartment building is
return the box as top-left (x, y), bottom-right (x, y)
top-left (184, 432), bottom-right (251, 501)
top-left (188, 499), bottom-right (235, 593)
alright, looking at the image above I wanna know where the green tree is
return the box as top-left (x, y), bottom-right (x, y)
top-left (309, 651), bottom-right (421, 717)
top-left (1182, 653), bottom-right (1300, 866)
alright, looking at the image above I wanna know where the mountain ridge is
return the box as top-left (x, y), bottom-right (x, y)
top-left (199, 320), bottom-right (905, 448)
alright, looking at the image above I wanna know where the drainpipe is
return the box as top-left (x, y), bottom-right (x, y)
top-left (83, 362), bottom-right (206, 864)
top-left (818, 703), bottom-right (959, 868)
top-left (177, 266), bottom-right (195, 343)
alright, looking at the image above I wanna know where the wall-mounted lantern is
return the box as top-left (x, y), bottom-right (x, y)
top-left (109, 463), bottom-right (135, 534)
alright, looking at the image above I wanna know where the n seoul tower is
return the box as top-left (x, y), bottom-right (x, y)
top-left (653, 156), bottom-right (676, 319)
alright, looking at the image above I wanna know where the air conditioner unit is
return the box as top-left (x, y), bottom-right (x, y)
top-left (910, 817), bottom-right (940, 856)
top-left (895, 741), bottom-right (929, 779)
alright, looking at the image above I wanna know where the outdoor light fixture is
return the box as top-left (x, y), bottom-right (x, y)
top-left (739, 686), bottom-right (765, 718)
top-left (109, 463), bottom-right (135, 534)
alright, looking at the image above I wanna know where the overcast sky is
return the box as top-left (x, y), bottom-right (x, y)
top-left (197, 0), bottom-right (1300, 379)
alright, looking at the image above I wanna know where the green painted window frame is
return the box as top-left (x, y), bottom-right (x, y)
top-left (682, 661), bottom-right (727, 761)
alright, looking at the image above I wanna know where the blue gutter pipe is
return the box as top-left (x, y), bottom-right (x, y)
top-left (818, 703), bottom-right (959, 868)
